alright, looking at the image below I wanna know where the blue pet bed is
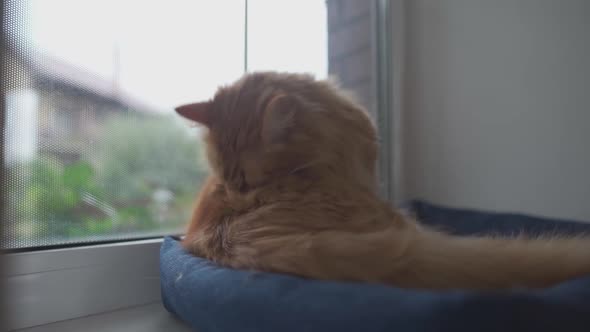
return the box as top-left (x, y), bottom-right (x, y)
top-left (160, 201), bottom-right (590, 332)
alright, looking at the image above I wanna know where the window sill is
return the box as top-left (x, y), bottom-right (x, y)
top-left (13, 302), bottom-right (192, 332)
top-left (4, 239), bottom-right (165, 330)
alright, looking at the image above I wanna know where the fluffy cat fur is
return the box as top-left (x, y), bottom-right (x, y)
top-left (176, 72), bottom-right (590, 290)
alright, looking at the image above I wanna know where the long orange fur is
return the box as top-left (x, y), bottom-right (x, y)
top-left (176, 72), bottom-right (590, 290)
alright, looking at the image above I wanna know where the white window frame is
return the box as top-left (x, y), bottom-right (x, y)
top-left (374, 0), bottom-right (402, 206)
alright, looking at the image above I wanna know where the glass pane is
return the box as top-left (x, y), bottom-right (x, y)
top-left (2, 0), bottom-right (380, 249)
top-left (247, 0), bottom-right (328, 78)
top-left (248, 0), bottom-right (375, 115)
top-left (2, 0), bottom-right (245, 249)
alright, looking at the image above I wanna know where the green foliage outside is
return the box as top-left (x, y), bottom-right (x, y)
top-left (8, 114), bottom-right (208, 243)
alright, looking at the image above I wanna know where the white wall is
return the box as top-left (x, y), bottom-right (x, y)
top-left (399, 0), bottom-right (590, 221)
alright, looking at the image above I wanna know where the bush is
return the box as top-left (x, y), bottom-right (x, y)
top-left (9, 113), bottom-right (208, 242)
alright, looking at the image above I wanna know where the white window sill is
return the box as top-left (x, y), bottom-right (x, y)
top-left (4, 239), bottom-right (168, 330)
top-left (13, 302), bottom-right (192, 332)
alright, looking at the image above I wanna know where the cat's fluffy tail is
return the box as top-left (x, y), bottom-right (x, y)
top-left (394, 228), bottom-right (590, 289)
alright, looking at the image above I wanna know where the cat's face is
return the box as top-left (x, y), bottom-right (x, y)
top-left (176, 72), bottom-right (378, 192)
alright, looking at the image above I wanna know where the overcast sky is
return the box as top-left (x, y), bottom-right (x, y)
top-left (25, 0), bottom-right (327, 111)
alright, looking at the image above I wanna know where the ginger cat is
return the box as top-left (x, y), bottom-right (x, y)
top-left (176, 72), bottom-right (590, 290)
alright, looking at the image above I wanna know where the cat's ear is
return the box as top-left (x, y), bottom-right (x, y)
top-left (175, 101), bottom-right (211, 125)
top-left (261, 94), bottom-right (300, 144)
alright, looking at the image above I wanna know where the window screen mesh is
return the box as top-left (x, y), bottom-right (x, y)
top-left (1, 0), bottom-right (247, 249)
top-left (2, 0), bottom-right (376, 249)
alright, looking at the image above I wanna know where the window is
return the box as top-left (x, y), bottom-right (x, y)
top-left (1, 2), bottom-right (386, 329)
top-left (2, 0), bottom-right (380, 249)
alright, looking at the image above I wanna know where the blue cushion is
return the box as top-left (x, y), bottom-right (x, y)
top-left (160, 201), bottom-right (590, 332)
top-left (408, 200), bottom-right (590, 237)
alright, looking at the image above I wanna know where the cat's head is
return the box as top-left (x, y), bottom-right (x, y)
top-left (176, 72), bottom-right (377, 193)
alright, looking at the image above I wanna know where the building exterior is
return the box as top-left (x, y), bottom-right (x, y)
top-left (4, 44), bottom-right (160, 165)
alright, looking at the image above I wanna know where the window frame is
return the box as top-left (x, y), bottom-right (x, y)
top-left (374, 0), bottom-right (397, 204)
